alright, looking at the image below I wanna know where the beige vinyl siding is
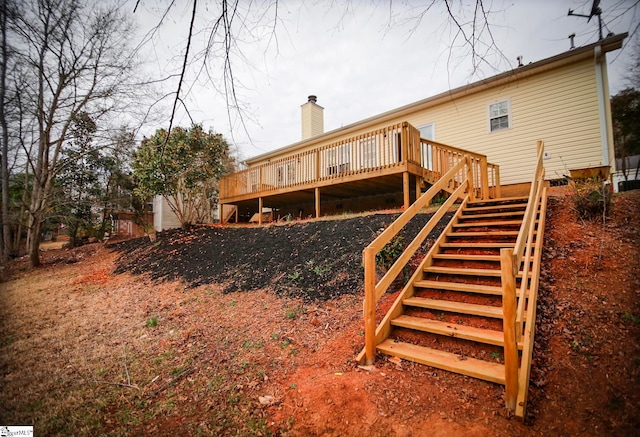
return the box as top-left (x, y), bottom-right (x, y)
top-left (153, 196), bottom-right (182, 231)
top-left (301, 102), bottom-right (324, 140)
top-left (402, 58), bottom-right (602, 185)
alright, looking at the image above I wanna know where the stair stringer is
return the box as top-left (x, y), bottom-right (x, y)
top-left (221, 205), bottom-right (238, 224)
top-left (372, 196), bottom-right (470, 346)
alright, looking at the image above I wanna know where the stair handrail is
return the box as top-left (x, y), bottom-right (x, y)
top-left (363, 156), bottom-right (473, 365)
top-left (513, 141), bottom-right (545, 337)
top-left (512, 141), bottom-right (545, 281)
top-left (501, 140), bottom-right (545, 412)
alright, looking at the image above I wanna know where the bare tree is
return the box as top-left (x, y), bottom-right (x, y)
top-left (135, 0), bottom-right (511, 141)
top-left (7, 0), bottom-right (139, 267)
top-left (0, 0), bottom-right (11, 262)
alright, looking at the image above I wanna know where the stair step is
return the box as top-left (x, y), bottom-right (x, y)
top-left (392, 315), bottom-right (506, 346)
top-left (439, 242), bottom-right (515, 249)
top-left (459, 211), bottom-right (525, 220)
top-left (431, 254), bottom-right (534, 265)
top-left (463, 203), bottom-right (528, 213)
top-left (424, 266), bottom-right (525, 277)
top-left (413, 280), bottom-right (503, 295)
top-left (453, 220), bottom-right (523, 228)
top-left (432, 254), bottom-right (501, 262)
top-left (466, 196), bottom-right (528, 206)
top-left (403, 297), bottom-right (504, 318)
top-left (376, 339), bottom-right (506, 384)
top-left (447, 231), bottom-right (521, 237)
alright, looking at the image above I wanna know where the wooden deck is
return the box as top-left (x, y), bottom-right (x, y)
top-left (219, 122), bottom-right (500, 222)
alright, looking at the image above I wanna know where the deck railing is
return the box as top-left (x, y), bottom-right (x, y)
top-left (220, 122), bottom-right (499, 202)
top-left (419, 138), bottom-right (501, 199)
top-left (362, 158), bottom-right (473, 365)
top-left (221, 122), bottom-right (416, 200)
top-left (500, 140), bottom-right (546, 413)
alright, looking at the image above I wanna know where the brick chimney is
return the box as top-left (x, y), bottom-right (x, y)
top-left (301, 95), bottom-right (324, 140)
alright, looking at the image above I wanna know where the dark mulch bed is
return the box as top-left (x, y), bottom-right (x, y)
top-left (113, 211), bottom-right (453, 300)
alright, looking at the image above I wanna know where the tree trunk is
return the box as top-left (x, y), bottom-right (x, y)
top-left (0, 1), bottom-right (10, 262)
top-left (26, 180), bottom-right (46, 267)
top-left (27, 210), bottom-right (42, 267)
top-left (13, 162), bottom-right (29, 255)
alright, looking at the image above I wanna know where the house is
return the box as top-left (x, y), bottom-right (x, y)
top-left (220, 33), bottom-right (627, 223)
top-left (613, 155), bottom-right (640, 192)
top-left (152, 194), bottom-right (222, 231)
top-left (113, 211), bottom-right (153, 238)
top-left (152, 195), bottom-right (182, 231)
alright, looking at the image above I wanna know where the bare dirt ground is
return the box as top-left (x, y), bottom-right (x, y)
top-left (0, 191), bottom-right (638, 436)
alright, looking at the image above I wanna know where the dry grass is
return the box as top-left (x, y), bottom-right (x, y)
top-left (0, 249), bottom-right (364, 435)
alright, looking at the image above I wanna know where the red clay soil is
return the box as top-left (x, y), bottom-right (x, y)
top-left (0, 191), bottom-right (638, 436)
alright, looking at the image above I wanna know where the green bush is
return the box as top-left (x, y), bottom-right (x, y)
top-left (568, 178), bottom-right (611, 219)
top-left (376, 234), bottom-right (405, 271)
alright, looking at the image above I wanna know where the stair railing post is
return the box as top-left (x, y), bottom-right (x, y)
top-left (501, 248), bottom-right (519, 412)
top-left (364, 246), bottom-right (377, 365)
top-left (480, 157), bottom-right (489, 200)
top-left (466, 155), bottom-right (475, 201)
top-left (401, 122), bottom-right (409, 164)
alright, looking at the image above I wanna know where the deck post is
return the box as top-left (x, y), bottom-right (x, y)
top-left (401, 122), bottom-right (409, 163)
top-left (480, 157), bottom-right (489, 200)
top-left (466, 156), bottom-right (475, 201)
top-left (363, 247), bottom-right (377, 365)
top-left (501, 248), bottom-right (519, 412)
top-left (494, 166), bottom-right (502, 198)
top-left (315, 187), bottom-right (320, 218)
top-left (219, 204), bottom-right (223, 225)
top-left (403, 172), bottom-right (410, 209)
top-left (415, 176), bottom-right (423, 200)
top-left (258, 197), bottom-right (263, 226)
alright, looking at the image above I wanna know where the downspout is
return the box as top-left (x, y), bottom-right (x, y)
top-left (594, 45), bottom-right (613, 167)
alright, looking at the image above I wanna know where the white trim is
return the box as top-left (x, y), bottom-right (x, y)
top-left (594, 45), bottom-right (610, 166)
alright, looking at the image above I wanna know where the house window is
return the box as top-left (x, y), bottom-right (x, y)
top-left (418, 123), bottom-right (434, 141)
top-left (359, 137), bottom-right (378, 169)
top-left (390, 132), bottom-right (403, 163)
top-left (418, 123), bottom-right (435, 170)
top-left (489, 100), bottom-right (510, 132)
top-left (276, 162), bottom-right (296, 187)
top-left (276, 166), bottom-right (284, 187)
top-left (326, 144), bottom-right (351, 175)
top-left (287, 162), bottom-right (296, 184)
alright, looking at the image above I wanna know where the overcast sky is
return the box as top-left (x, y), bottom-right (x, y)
top-left (132, 0), bottom-right (639, 161)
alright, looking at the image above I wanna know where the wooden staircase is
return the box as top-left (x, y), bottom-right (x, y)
top-left (376, 197), bottom-right (536, 385)
top-left (358, 141), bottom-right (548, 418)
